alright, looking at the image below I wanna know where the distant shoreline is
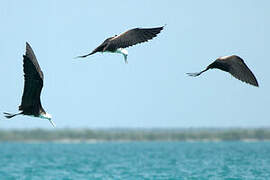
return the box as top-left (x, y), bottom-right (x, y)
top-left (1, 128), bottom-right (270, 142)
top-left (2, 139), bottom-right (270, 144)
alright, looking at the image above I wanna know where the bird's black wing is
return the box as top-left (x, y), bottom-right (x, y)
top-left (19, 42), bottom-right (44, 115)
top-left (105, 26), bottom-right (164, 50)
top-left (226, 56), bottom-right (259, 87)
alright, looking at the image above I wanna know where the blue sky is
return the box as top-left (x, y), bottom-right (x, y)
top-left (0, 0), bottom-right (269, 129)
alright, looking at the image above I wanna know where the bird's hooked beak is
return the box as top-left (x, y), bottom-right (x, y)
top-left (124, 54), bottom-right (128, 64)
top-left (49, 119), bottom-right (56, 128)
top-left (44, 113), bottom-right (55, 127)
top-left (40, 113), bottom-right (55, 127)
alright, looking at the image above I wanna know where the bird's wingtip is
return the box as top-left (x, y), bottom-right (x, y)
top-left (26, 42), bottom-right (30, 48)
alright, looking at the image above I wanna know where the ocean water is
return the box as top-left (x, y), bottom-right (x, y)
top-left (0, 142), bottom-right (270, 180)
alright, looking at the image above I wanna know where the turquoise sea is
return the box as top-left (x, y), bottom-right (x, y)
top-left (0, 142), bottom-right (270, 179)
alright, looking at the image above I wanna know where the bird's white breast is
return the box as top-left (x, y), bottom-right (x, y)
top-left (115, 48), bottom-right (128, 56)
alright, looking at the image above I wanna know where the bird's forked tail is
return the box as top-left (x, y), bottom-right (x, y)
top-left (186, 68), bottom-right (209, 77)
top-left (3, 112), bottom-right (22, 119)
top-left (74, 49), bottom-right (98, 59)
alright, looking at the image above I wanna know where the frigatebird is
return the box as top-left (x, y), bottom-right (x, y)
top-left (187, 55), bottom-right (259, 87)
top-left (4, 42), bottom-right (55, 127)
top-left (76, 26), bottom-right (164, 63)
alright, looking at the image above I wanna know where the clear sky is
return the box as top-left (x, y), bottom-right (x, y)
top-left (0, 0), bottom-right (269, 129)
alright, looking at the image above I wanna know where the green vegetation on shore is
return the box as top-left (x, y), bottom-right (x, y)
top-left (0, 128), bottom-right (270, 142)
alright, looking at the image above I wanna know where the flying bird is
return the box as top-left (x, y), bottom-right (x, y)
top-left (4, 42), bottom-right (55, 127)
top-left (76, 26), bottom-right (164, 63)
top-left (187, 55), bottom-right (259, 87)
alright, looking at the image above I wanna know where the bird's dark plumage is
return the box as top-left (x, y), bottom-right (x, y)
top-left (4, 42), bottom-right (47, 119)
top-left (187, 55), bottom-right (259, 87)
top-left (107, 26), bottom-right (163, 50)
top-left (19, 42), bottom-right (45, 116)
top-left (76, 26), bottom-right (164, 58)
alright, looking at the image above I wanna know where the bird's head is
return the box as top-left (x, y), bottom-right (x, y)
top-left (40, 112), bottom-right (52, 120)
top-left (40, 112), bottom-right (55, 127)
